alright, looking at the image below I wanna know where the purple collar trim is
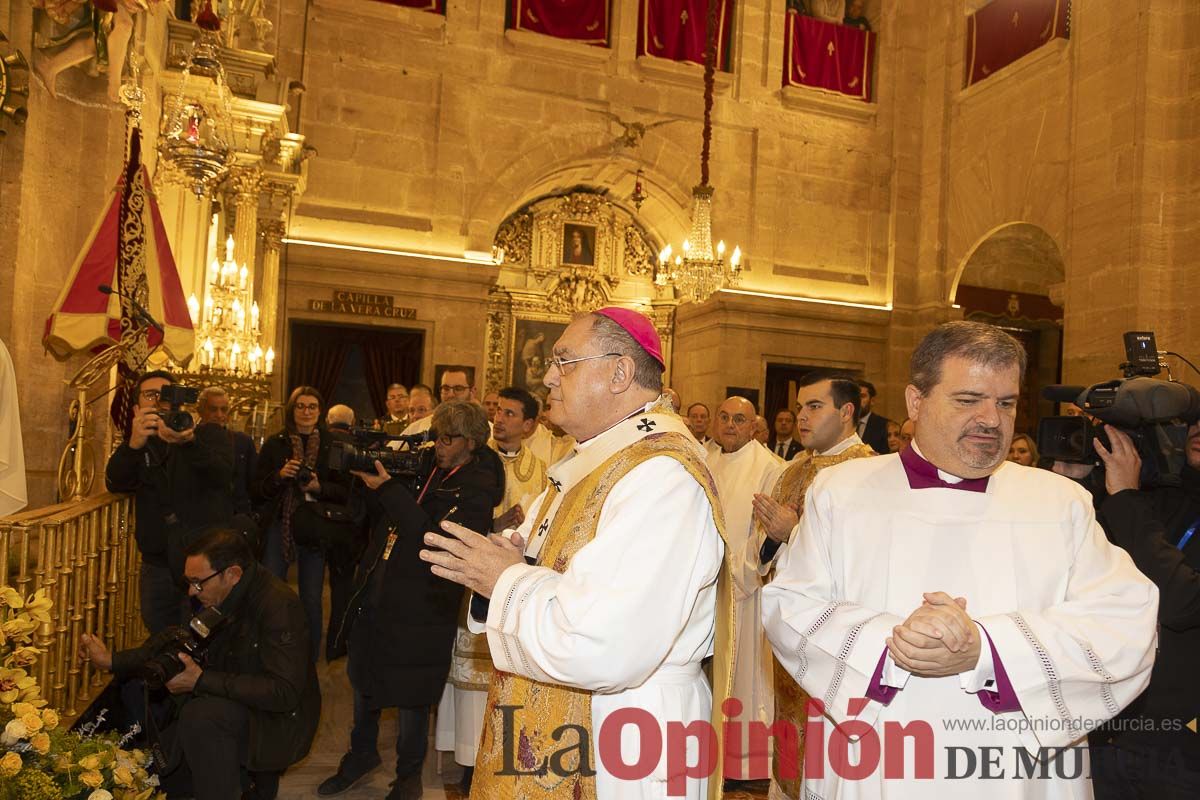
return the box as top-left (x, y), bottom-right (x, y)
top-left (899, 445), bottom-right (990, 492)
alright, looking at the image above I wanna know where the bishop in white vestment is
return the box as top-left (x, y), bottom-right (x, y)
top-left (422, 309), bottom-right (735, 800)
top-left (761, 322), bottom-right (1158, 799)
top-left (707, 396), bottom-right (785, 780)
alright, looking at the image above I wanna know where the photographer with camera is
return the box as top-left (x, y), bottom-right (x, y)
top-left (105, 370), bottom-right (235, 634)
top-left (253, 386), bottom-right (351, 664)
top-left (78, 528), bottom-right (321, 800)
top-left (317, 400), bottom-right (503, 800)
top-left (1086, 421), bottom-right (1200, 797)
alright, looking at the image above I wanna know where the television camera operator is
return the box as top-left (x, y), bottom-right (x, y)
top-left (1086, 422), bottom-right (1200, 798)
top-left (105, 370), bottom-right (235, 635)
top-left (78, 528), bottom-right (321, 800)
top-left (317, 400), bottom-right (503, 799)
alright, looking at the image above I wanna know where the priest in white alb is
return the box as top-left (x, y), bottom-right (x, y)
top-left (421, 308), bottom-right (735, 800)
top-left (707, 396), bottom-right (784, 783)
top-left (761, 321), bottom-right (1159, 799)
top-left (744, 371), bottom-right (875, 800)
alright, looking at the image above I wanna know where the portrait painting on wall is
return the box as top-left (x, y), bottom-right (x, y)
top-left (510, 318), bottom-right (569, 407)
top-left (561, 223), bottom-right (596, 266)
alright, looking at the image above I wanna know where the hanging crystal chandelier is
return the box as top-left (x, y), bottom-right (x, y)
top-left (187, 234), bottom-right (274, 376)
top-left (157, 8), bottom-right (234, 198)
top-left (655, 0), bottom-right (741, 304)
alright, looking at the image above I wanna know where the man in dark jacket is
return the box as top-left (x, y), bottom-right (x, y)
top-left (197, 386), bottom-right (257, 516)
top-left (1090, 423), bottom-right (1200, 798)
top-left (80, 528), bottom-right (320, 800)
top-left (318, 400), bottom-right (503, 800)
top-left (105, 371), bottom-right (235, 634)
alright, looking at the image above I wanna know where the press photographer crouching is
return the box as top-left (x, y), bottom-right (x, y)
top-left (1087, 422), bottom-right (1200, 798)
top-left (78, 529), bottom-right (321, 800)
top-left (105, 370), bottom-right (235, 634)
top-left (318, 400), bottom-right (503, 800)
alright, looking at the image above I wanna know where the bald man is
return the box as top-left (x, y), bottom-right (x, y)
top-left (705, 397), bottom-right (785, 783)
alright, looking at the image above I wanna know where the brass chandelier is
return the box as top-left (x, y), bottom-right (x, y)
top-left (655, 0), bottom-right (741, 304)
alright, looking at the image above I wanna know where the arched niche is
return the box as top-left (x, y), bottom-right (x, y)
top-left (951, 222), bottom-right (1066, 434)
top-left (482, 188), bottom-right (677, 397)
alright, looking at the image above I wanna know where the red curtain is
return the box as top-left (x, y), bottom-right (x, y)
top-left (965, 0), bottom-right (1070, 87)
top-left (372, 0), bottom-right (445, 12)
top-left (508, 0), bottom-right (610, 46)
top-left (637, 0), bottom-right (734, 70)
top-left (783, 12), bottom-right (875, 101)
top-left (287, 327), bottom-right (352, 412)
top-left (360, 334), bottom-right (423, 419)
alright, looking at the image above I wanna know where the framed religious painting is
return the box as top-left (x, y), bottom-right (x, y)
top-left (509, 318), bottom-right (569, 407)
top-left (561, 223), bottom-right (597, 267)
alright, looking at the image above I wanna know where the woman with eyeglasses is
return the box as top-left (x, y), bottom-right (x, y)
top-left (318, 400), bottom-right (504, 799)
top-left (253, 386), bottom-right (350, 663)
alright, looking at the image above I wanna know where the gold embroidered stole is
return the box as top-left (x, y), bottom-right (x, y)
top-left (472, 431), bottom-right (736, 800)
top-left (770, 443), bottom-right (875, 800)
top-left (454, 447), bottom-right (551, 691)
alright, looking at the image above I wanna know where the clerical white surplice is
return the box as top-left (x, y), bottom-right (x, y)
top-left (762, 452), bottom-right (1158, 799)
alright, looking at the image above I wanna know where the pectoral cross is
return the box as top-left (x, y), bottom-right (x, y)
top-left (548, 477), bottom-right (563, 492)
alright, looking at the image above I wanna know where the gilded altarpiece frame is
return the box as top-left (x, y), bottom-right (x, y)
top-left (486, 191), bottom-right (676, 395)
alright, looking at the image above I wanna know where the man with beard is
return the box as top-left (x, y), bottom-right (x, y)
top-left (762, 321), bottom-right (1159, 799)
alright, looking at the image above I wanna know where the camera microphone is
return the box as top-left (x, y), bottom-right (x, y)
top-left (1042, 385), bottom-right (1088, 404)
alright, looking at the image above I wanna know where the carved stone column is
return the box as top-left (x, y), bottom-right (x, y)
top-left (226, 166), bottom-right (263, 290)
top-left (258, 216), bottom-right (286, 351)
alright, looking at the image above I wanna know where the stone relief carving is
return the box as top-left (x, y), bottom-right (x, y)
top-left (485, 190), bottom-right (672, 393)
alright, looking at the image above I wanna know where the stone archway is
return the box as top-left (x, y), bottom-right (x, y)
top-left (951, 222), bottom-right (1066, 436)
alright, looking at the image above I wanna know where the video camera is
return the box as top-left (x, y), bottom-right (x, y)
top-left (1038, 331), bottom-right (1200, 487)
top-left (154, 384), bottom-right (200, 433)
top-left (328, 427), bottom-right (434, 489)
top-left (138, 606), bottom-right (224, 690)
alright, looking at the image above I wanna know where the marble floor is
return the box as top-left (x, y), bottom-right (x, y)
top-left (276, 656), bottom-right (464, 799)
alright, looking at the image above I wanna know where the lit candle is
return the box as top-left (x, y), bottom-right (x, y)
top-left (230, 342), bottom-right (241, 371)
top-left (265, 347), bottom-right (275, 375)
top-left (202, 337), bottom-right (214, 368)
top-left (251, 302), bottom-right (260, 332)
top-left (225, 235), bottom-right (235, 263)
top-left (731, 246), bottom-right (742, 268)
top-left (682, 239), bottom-right (691, 255)
top-left (203, 295), bottom-right (213, 324)
top-left (659, 244), bottom-right (672, 264)
top-left (238, 264), bottom-right (247, 290)
top-left (187, 294), bottom-right (200, 325)
top-left (717, 240), bottom-right (726, 257)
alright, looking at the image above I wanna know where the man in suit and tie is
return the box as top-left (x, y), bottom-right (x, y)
top-left (856, 379), bottom-right (892, 455)
top-left (767, 409), bottom-right (802, 461)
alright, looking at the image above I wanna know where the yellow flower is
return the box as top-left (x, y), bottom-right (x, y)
top-left (2, 616), bottom-right (36, 641)
top-left (40, 708), bottom-right (58, 729)
top-left (20, 711), bottom-right (42, 732)
top-left (0, 750), bottom-right (21, 777)
top-left (24, 590), bottom-right (52, 625)
top-left (88, 791), bottom-right (114, 800)
top-left (0, 587), bottom-right (23, 608)
top-left (30, 731), bottom-right (50, 754)
top-left (6, 646), bottom-right (40, 668)
top-left (79, 754), bottom-right (102, 771)
top-left (80, 768), bottom-right (104, 788)
top-left (112, 764), bottom-right (134, 786)
top-left (9, 701), bottom-right (35, 718)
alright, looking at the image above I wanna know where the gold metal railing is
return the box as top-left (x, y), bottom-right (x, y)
top-left (0, 493), bottom-right (144, 721)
